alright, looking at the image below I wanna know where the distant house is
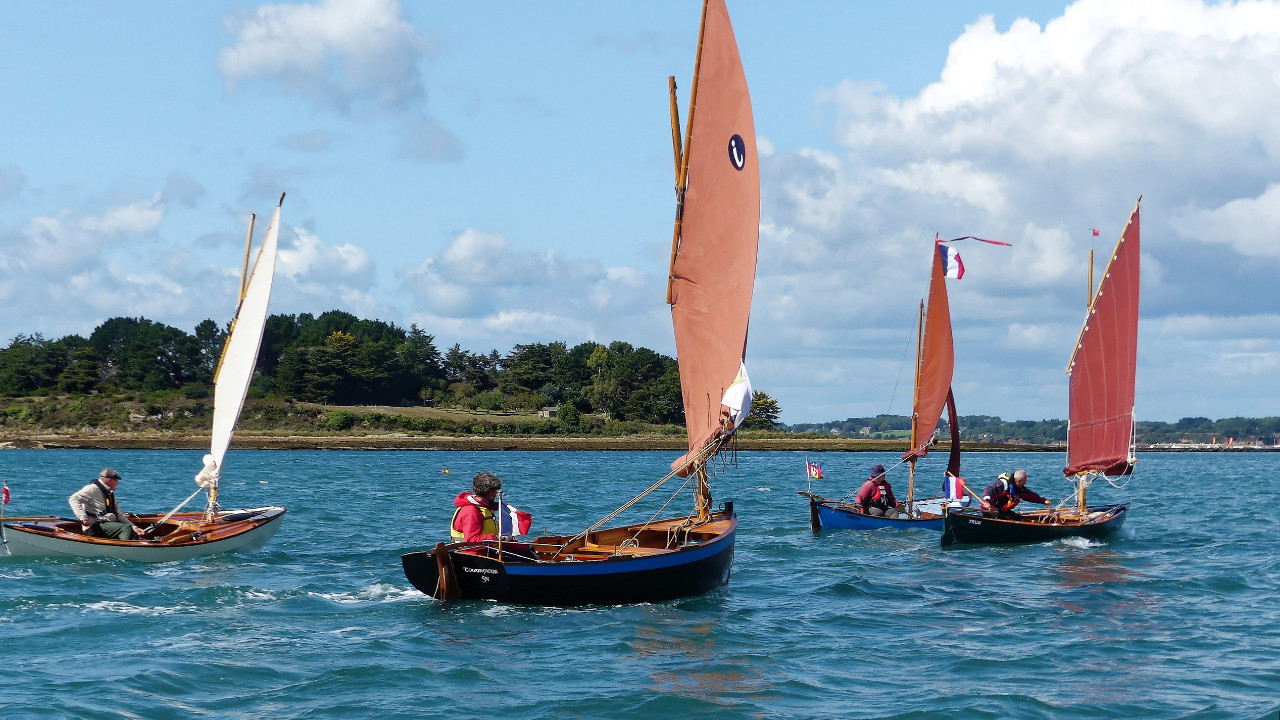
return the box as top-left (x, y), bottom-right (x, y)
top-left (538, 406), bottom-right (559, 419)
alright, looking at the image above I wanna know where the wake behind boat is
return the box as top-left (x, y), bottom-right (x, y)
top-left (2, 195), bottom-right (289, 561)
top-left (402, 0), bottom-right (758, 606)
top-left (943, 197), bottom-right (1142, 547)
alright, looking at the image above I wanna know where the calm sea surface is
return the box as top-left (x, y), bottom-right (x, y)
top-left (0, 448), bottom-right (1276, 719)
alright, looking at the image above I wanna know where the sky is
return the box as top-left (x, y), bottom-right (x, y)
top-left (1, 0), bottom-right (1277, 425)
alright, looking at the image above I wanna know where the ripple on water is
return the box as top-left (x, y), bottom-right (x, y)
top-left (1, 449), bottom-right (1279, 719)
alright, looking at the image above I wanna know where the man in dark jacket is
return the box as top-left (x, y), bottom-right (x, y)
top-left (981, 469), bottom-right (1052, 519)
top-left (68, 468), bottom-right (146, 540)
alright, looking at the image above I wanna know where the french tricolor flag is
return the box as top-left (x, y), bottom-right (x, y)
top-left (497, 500), bottom-right (532, 537)
top-left (943, 475), bottom-right (967, 501)
top-left (939, 244), bottom-right (964, 279)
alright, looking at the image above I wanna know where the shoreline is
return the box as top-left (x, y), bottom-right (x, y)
top-left (0, 431), bottom-right (1269, 452)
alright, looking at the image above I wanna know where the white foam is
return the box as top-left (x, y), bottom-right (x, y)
top-left (313, 582), bottom-right (421, 605)
top-left (82, 600), bottom-right (196, 617)
top-left (1059, 536), bottom-right (1103, 549)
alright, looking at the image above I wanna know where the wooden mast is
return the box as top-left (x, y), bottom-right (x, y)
top-left (213, 213), bottom-right (256, 389)
top-left (670, 0), bottom-right (714, 522)
top-left (1076, 247), bottom-right (1094, 515)
top-left (666, 0), bottom-right (711, 306)
top-left (907, 299), bottom-right (924, 508)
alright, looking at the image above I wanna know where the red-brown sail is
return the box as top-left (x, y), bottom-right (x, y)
top-left (668, 0), bottom-right (760, 474)
top-left (904, 242), bottom-right (956, 462)
top-left (1065, 199), bottom-right (1141, 477)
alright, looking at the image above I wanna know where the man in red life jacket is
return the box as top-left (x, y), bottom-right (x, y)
top-left (854, 464), bottom-right (902, 518)
top-left (451, 471), bottom-right (503, 542)
top-left (981, 469), bottom-right (1052, 520)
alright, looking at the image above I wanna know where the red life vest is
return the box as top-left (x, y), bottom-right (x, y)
top-left (450, 496), bottom-right (497, 541)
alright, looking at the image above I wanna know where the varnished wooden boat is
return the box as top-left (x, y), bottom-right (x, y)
top-left (403, 506), bottom-right (735, 606)
top-left (0, 196), bottom-right (288, 562)
top-left (805, 237), bottom-right (986, 532)
top-left (2, 507), bottom-right (286, 561)
top-left (402, 0), bottom-right (757, 606)
top-left (941, 198), bottom-right (1142, 548)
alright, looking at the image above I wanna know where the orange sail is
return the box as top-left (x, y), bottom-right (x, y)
top-left (1065, 199), bottom-right (1141, 477)
top-left (668, 0), bottom-right (760, 475)
top-left (904, 241), bottom-right (956, 462)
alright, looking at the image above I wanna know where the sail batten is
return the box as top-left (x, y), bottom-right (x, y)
top-left (904, 242), bottom-right (956, 461)
top-left (668, 0), bottom-right (759, 475)
top-left (1065, 199), bottom-right (1140, 477)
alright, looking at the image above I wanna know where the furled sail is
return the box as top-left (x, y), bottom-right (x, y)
top-left (1065, 199), bottom-right (1140, 477)
top-left (903, 241), bottom-right (956, 462)
top-left (196, 197), bottom-right (283, 489)
top-left (668, 0), bottom-right (760, 475)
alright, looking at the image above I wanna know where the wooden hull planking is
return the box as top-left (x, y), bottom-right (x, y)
top-left (1, 507), bottom-right (286, 561)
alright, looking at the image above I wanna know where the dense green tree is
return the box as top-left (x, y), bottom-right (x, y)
top-left (0, 334), bottom-right (67, 394)
top-left (88, 317), bottom-right (202, 391)
top-left (193, 318), bottom-right (225, 383)
top-left (56, 346), bottom-right (101, 394)
top-left (741, 391), bottom-right (782, 430)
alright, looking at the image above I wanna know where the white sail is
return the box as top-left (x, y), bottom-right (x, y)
top-left (196, 200), bottom-right (282, 490)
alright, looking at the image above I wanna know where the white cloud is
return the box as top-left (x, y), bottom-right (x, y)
top-left (399, 227), bottom-right (668, 350)
top-left (753, 0), bottom-right (1280, 422)
top-left (272, 227), bottom-right (379, 316)
top-left (80, 196), bottom-right (165, 235)
top-left (218, 0), bottom-right (426, 109)
top-left (217, 0), bottom-right (461, 162)
top-left (1173, 183), bottom-right (1280, 257)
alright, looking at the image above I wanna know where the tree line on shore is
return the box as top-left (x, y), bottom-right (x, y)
top-left (788, 414), bottom-right (1280, 446)
top-left (2, 311), bottom-right (1269, 443)
top-left (0, 311), bottom-right (782, 434)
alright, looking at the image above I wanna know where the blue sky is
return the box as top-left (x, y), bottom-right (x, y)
top-left (1, 0), bottom-right (1277, 425)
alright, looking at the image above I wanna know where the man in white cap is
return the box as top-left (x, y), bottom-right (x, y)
top-left (69, 468), bottom-right (146, 540)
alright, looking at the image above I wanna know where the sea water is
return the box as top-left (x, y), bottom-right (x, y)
top-left (0, 448), bottom-right (1276, 719)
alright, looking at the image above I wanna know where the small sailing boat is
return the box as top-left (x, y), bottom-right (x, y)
top-left (401, 0), bottom-right (759, 606)
top-left (941, 197), bottom-right (1141, 546)
top-left (1, 196), bottom-right (289, 561)
top-left (802, 239), bottom-right (967, 531)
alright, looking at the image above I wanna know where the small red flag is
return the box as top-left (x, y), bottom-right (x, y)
top-left (1091, 228), bottom-right (1100, 236)
top-left (2, 486), bottom-right (9, 505)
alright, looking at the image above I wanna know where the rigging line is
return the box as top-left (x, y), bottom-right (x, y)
top-left (886, 327), bottom-right (914, 415)
top-left (833, 456), bottom-right (912, 504)
top-left (552, 434), bottom-right (727, 556)
top-left (625, 473), bottom-right (696, 551)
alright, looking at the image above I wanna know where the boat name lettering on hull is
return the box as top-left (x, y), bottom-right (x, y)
top-left (463, 567), bottom-right (498, 575)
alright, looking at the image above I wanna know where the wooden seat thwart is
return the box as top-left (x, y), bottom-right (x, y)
top-left (579, 543), bottom-right (671, 556)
